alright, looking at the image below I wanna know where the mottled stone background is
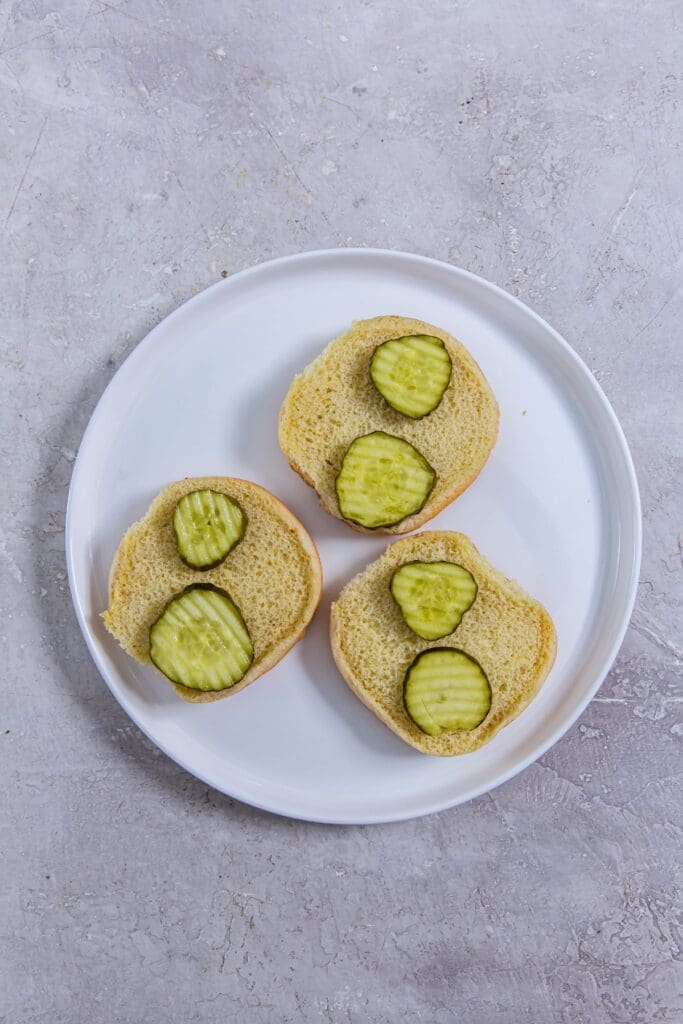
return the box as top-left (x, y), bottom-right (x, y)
top-left (1, 1), bottom-right (681, 1021)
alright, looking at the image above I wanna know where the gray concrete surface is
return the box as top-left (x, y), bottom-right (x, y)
top-left (1, 0), bottom-right (681, 1021)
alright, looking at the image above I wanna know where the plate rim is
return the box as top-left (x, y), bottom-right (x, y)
top-left (65, 247), bottom-right (642, 824)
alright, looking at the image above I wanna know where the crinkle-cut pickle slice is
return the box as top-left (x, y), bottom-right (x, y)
top-left (173, 489), bottom-right (245, 569)
top-left (391, 561), bottom-right (478, 641)
top-left (149, 584), bottom-right (253, 691)
top-left (404, 648), bottom-right (491, 736)
top-left (370, 334), bottom-right (452, 418)
top-left (335, 431), bottom-right (436, 529)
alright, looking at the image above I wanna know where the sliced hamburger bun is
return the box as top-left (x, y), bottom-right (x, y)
top-left (103, 477), bottom-right (322, 702)
top-left (330, 531), bottom-right (556, 755)
top-left (278, 315), bottom-right (499, 534)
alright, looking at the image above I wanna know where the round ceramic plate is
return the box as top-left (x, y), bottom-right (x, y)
top-left (66, 249), bottom-right (641, 824)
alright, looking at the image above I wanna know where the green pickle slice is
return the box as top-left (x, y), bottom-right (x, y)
top-left (370, 335), bottom-right (452, 418)
top-left (335, 431), bottom-right (436, 529)
top-left (149, 584), bottom-right (254, 691)
top-left (404, 648), bottom-right (491, 736)
top-left (391, 561), bottom-right (477, 640)
top-left (173, 489), bottom-right (245, 569)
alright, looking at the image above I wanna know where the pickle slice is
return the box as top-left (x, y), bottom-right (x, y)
top-left (173, 489), bottom-right (245, 569)
top-left (404, 648), bottom-right (491, 736)
top-left (149, 584), bottom-right (253, 691)
top-left (335, 431), bottom-right (436, 529)
top-left (391, 561), bottom-right (477, 640)
top-left (370, 335), bottom-right (452, 418)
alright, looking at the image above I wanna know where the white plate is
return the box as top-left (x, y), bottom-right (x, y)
top-left (66, 249), bottom-right (641, 824)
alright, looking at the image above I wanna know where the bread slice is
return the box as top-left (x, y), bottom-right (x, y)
top-left (330, 532), bottom-right (556, 754)
top-left (278, 316), bottom-right (499, 534)
top-left (103, 477), bottom-right (322, 702)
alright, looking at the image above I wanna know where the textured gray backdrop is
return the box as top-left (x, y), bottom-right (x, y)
top-left (1, 1), bottom-right (681, 1021)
